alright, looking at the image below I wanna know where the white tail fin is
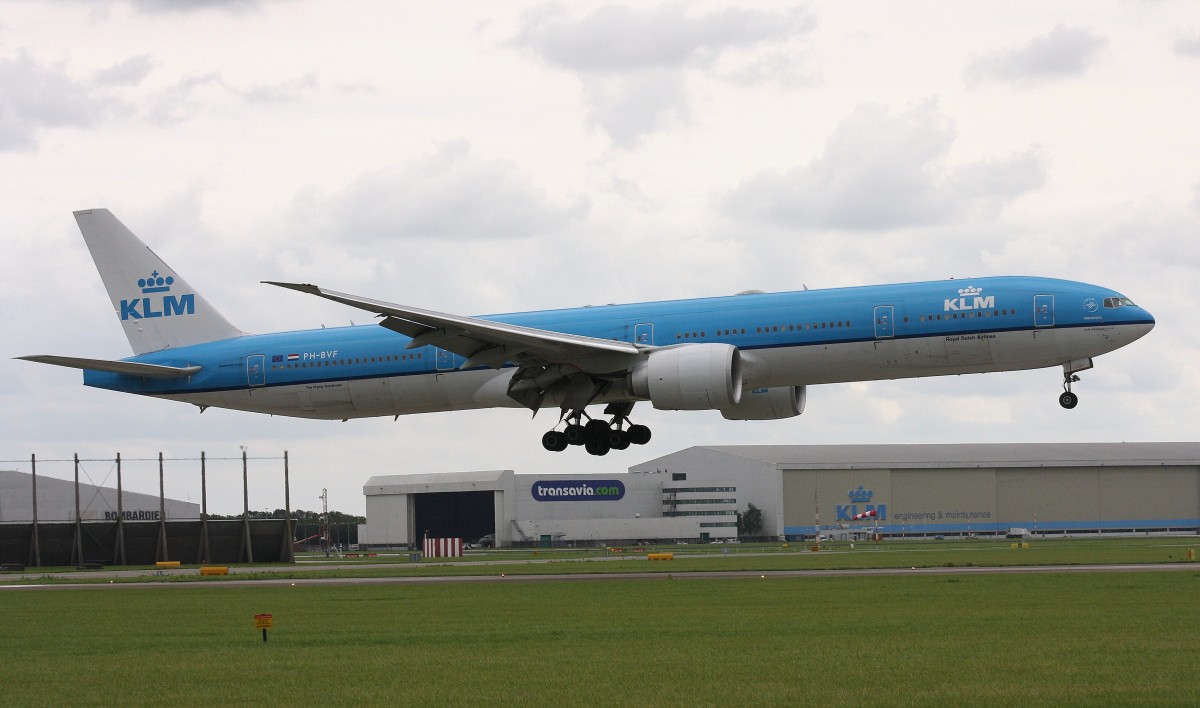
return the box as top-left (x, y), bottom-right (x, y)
top-left (74, 209), bottom-right (244, 354)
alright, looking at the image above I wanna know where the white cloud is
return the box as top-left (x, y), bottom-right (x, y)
top-left (721, 101), bottom-right (1045, 231)
top-left (723, 48), bottom-right (818, 87)
top-left (91, 54), bottom-right (154, 87)
top-left (1174, 34), bottom-right (1200, 57)
top-left (146, 71), bottom-right (318, 124)
top-left (301, 140), bottom-right (590, 244)
top-left (0, 50), bottom-right (117, 151)
top-left (512, 3), bottom-right (813, 73)
top-left (511, 3), bottom-right (815, 146)
top-left (580, 69), bottom-right (689, 147)
top-left (966, 25), bottom-right (1107, 84)
top-left (128, 0), bottom-right (276, 12)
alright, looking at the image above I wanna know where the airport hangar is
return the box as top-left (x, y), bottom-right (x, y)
top-left (0, 470), bottom-right (199, 522)
top-left (358, 442), bottom-right (1200, 547)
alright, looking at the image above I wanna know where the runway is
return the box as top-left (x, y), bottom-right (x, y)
top-left (2, 561), bottom-right (1195, 591)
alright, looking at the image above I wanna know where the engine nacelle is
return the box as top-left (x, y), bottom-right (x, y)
top-left (629, 344), bottom-right (742, 410)
top-left (720, 386), bottom-right (806, 420)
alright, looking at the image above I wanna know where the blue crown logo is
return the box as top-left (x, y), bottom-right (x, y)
top-left (848, 485), bottom-right (873, 503)
top-left (138, 270), bottom-right (175, 294)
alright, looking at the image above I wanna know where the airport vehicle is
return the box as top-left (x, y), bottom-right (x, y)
top-left (19, 210), bottom-right (1155, 455)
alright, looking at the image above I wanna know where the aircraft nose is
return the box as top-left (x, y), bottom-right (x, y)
top-left (1134, 306), bottom-right (1155, 339)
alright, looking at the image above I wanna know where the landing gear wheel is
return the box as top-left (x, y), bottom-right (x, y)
top-left (584, 438), bottom-right (610, 456)
top-left (607, 429), bottom-right (630, 450)
top-left (627, 424), bottom-right (652, 446)
top-left (564, 423), bottom-right (587, 446)
top-left (542, 430), bottom-right (568, 452)
top-left (584, 419), bottom-right (611, 443)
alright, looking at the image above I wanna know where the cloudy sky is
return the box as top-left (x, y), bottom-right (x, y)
top-left (2, 1), bottom-right (1197, 516)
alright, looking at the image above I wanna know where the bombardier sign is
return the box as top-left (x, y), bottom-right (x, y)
top-left (532, 480), bottom-right (625, 502)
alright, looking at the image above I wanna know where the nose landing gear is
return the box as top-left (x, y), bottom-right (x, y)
top-left (1059, 373), bottom-right (1081, 409)
top-left (1058, 358), bottom-right (1092, 410)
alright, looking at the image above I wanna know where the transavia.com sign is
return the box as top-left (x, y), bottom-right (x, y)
top-left (531, 480), bottom-right (625, 502)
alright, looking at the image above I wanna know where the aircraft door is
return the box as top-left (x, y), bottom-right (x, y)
top-left (1034, 295), bottom-right (1055, 327)
top-left (246, 354), bottom-right (266, 387)
top-left (633, 323), bottom-right (654, 345)
top-left (436, 348), bottom-right (456, 371)
top-left (873, 305), bottom-right (895, 338)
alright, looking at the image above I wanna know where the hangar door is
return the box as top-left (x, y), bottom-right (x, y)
top-left (413, 492), bottom-right (495, 543)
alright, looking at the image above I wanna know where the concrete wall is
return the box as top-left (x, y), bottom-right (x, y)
top-left (359, 492), bottom-right (410, 546)
top-left (781, 464), bottom-right (1200, 536)
top-left (515, 517), bottom-right (702, 543)
top-left (629, 449), bottom-right (786, 536)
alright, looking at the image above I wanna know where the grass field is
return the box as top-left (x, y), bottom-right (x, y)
top-left (4, 537), bottom-right (1198, 585)
top-left (3, 570), bottom-right (1199, 706)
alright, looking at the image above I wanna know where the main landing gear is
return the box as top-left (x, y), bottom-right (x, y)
top-left (541, 403), bottom-right (651, 456)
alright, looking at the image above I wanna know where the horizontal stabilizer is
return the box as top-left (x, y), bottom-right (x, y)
top-left (16, 355), bottom-right (202, 379)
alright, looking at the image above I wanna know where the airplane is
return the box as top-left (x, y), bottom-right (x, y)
top-left (18, 209), bottom-right (1155, 456)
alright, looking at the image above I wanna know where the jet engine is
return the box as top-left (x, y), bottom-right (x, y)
top-left (720, 385), bottom-right (806, 420)
top-left (628, 343), bottom-right (742, 410)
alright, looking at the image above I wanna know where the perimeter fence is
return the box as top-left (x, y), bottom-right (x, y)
top-left (0, 451), bottom-right (293, 567)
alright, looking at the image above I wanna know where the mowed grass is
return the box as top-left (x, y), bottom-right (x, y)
top-left (3, 572), bottom-right (1199, 706)
top-left (9, 538), bottom-right (1198, 586)
top-left (246, 537), bottom-right (1200, 582)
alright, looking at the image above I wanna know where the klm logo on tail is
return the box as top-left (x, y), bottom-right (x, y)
top-left (119, 270), bottom-right (195, 320)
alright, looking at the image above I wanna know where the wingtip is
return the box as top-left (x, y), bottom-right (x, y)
top-left (263, 280), bottom-right (321, 294)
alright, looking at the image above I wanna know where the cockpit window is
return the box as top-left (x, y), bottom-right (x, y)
top-left (1103, 297), bottom-right (1137, 309)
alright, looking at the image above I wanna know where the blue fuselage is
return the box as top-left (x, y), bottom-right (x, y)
top-left (84, 276), bottom-right (1154, 419)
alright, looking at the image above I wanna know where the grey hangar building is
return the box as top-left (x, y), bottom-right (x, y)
top-left (358, 443), bottom-right (1200, 547)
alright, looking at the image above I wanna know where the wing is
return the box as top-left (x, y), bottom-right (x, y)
top-left (265, 281), bottom-right (646, 412)
top-left (17, 355), bottom-right (202, 379)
